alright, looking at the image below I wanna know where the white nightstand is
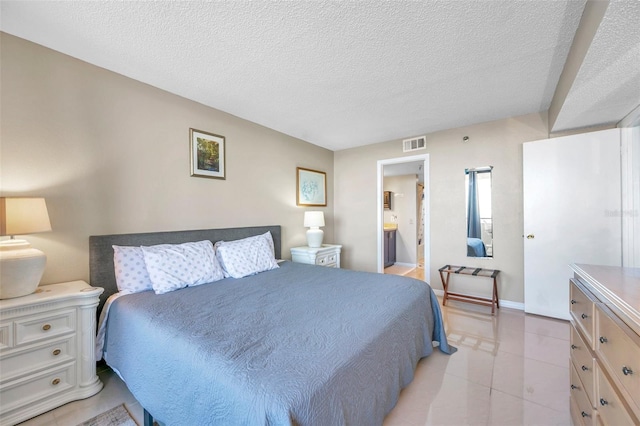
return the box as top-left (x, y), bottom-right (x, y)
top-left (0, 281), bottom-right (104, 425)
top-left (290, 244), bottom-right (342, 268)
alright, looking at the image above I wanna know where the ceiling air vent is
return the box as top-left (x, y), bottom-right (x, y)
top-left (402, 136), bottom-right (426, 152)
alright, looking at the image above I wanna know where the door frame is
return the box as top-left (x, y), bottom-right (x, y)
top-left (376, 154), bottom-right (430, 275)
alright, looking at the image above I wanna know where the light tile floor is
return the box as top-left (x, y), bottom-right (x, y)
top-left (384, 301), bottom-right (571, 425)
top-left (18, 289), bottom-right (571, 426)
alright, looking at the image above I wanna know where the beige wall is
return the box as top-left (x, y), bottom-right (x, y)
top-left (0, 33), bottom-right (334, 285)
top-left (4, 33), bottom-right (617, 306)
top-left (335, 113), bottom-right (549, 304)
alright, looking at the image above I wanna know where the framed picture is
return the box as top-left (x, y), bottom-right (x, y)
top-left (296, 167), bottom-right (327, 206)
top-left (190, 128), bottom-right (225, 179)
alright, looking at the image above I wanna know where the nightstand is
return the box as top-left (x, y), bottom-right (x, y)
top-left (0, 281), bottom-right (104, 425)
top-left (290, 244), bottom-right (342, 268)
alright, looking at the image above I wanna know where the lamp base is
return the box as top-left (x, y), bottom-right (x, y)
top-left (0, 239), bottom-right (46, 299)
top-left (306, 228), bottom-right (324, 248)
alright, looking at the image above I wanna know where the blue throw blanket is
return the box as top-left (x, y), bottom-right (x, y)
top-left (103, 261), bottom-right (454, 425)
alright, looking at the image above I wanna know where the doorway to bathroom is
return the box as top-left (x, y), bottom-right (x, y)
top-left (377, 154), bottom-right (430, 280)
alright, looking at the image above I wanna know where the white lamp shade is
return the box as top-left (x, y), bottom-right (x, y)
top-left (304, 211), bottom-right (325, 228)
top-left (0, 198), bottom-right (52, 236)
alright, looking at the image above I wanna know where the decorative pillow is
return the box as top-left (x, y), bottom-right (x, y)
top-left (113, 245), bottom-right (153, 294)
top-left (215, 232), bottom-right (279, 279)
top-left (142, 240), bottom-right (224, 295)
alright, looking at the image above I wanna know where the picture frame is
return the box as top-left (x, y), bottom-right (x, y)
top-left (190, 128), bottom-right (226, 179)
top-left (296, 167), bottom-right (327, 206)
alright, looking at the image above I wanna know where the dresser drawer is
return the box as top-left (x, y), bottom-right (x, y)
top-left (596, 365), bottom-right (639, 426)
top-left (0, 363), bottom-right (76, 414)
top-left (14, 309), bottom-right (75, 347)
top-left (571, 325), bottom-right (596, 405)
top-left (595, 303), bottom-right (640, 413)
top-left (0, 336), bottom-right (76, 383)
top-left (570, 279), bottom-right (595, 348)
top-left (570, 362), bottom-right (596, 426)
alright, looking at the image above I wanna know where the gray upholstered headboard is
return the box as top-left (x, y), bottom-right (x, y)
top-left (89, 225), bottom-right (281, 316)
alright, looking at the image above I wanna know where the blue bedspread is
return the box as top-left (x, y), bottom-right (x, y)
top-left (467, 237), bottom-right (487, 257)
top-left (103, 261), bottom-right (454, 425)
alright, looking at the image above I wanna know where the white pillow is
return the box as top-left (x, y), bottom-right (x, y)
top-left (113, 245), bottom-right (153, 294)
top-left (260, 231), bottom-right (276, 257)
top-left (142, 240), bottom-right (224, 295)
top-left (215, 232), bottom-right (279, 279)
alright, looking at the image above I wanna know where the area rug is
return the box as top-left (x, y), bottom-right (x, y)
top-left (77, 404), bottom-right (137, 426)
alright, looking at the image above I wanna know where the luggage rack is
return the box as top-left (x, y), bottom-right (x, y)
top-left (438, 265), bottom-right (501, 314)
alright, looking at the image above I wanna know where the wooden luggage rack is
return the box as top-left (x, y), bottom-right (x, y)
top-left (438, 265), bottom-right (501, 314)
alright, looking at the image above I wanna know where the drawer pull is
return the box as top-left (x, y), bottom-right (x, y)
top-left (570, 384), bottom-right (578, 390)
top-left (581, 411), bottom-right (590, 418)
top-left (52, 348), bottom-right (61, 356)
top-left (581, 313), bottom-right (588, 319)
top-left (599, 336), bottom-right (608, 344)
top-left (571, 299), bottom-right (577, 304)
top-left (51, 378), bottom-right (61, 386)
top-left (622, 366), bottom-right (633, 376)
top-left (581, 365), bottom-right (588, 372)
top-left (600, 398), bottom-right (608, 406)
top-left (42, 324), bottom-right (52, 331)
top-left (571, 344), bottom-right (577, 350)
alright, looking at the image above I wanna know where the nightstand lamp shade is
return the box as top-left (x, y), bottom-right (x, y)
top-left (0, 197), bottom-right (52, 299)
top-left (304, 211), bottom-right (325, 248)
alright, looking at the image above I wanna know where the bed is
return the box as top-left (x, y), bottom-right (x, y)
top-left (90, 226), bottom-right (455, 426)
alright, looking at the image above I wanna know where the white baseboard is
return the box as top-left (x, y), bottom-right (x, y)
top-left (432, 289), bottom-right (524, 311)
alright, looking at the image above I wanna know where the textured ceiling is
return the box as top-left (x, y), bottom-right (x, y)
top-left (1, 1), bottom-right (637, 151)
top-left (552, 0), bottom-right (640, 132)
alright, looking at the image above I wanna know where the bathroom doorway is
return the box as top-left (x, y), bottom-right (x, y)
top-left (377, 154), bottom-right (430, 280)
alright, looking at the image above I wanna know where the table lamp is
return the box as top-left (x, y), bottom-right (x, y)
top-left (0, 197), bottom-right (52, 299)
top-left (304, 211), bottom-right (325, 248)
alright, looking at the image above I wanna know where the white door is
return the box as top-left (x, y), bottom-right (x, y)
top-left (523, 128), bottom-right (622, 320)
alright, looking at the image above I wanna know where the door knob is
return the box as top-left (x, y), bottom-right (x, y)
top-left (526, 234), bottom-right (535, 239)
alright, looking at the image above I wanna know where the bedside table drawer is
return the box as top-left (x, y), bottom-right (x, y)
top-left (15, 309), bottom-right (76, 347)
top-left (0, 336), bottom-right (76, 383)
top-left (0, 363), bottom-right (76, 414)
top-left (0, 322), bottom-right (10, 350)
top-left (291, 244), bottom-right (341, 268)
top-left (316, 254), bottom-right (337, 267)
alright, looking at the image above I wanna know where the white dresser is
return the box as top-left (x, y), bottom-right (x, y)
top-left (0, 281), bottom-right (104, 426)
top-left (569, 264), bottom-right (640, 426)
top-left (290, 244), bottom-right (342, 268)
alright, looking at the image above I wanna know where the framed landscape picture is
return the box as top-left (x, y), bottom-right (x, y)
top-left (190, 128), bottom-right (225, 179)
top-left (297, 167), bottom-right (326, 206)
